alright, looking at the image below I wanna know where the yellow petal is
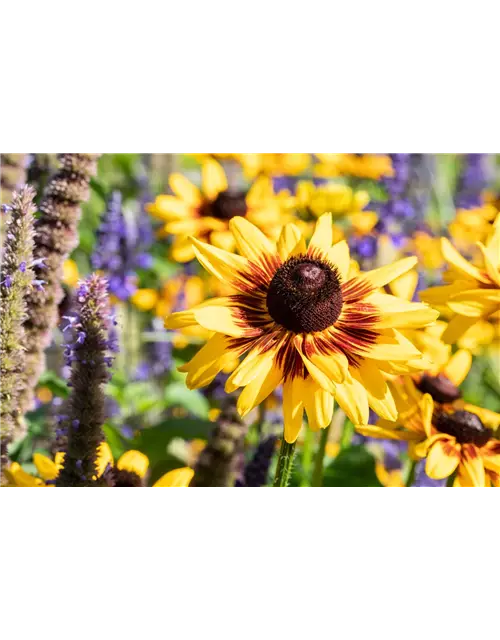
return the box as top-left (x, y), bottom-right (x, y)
top-left (191, 237), bottom-right (252, 290)
top-left (368, 330), bottom-right (422, 361)
top-left (388, 269), bottom-right (419, 301)
top-left (294, 333), bottom-right (348, 387)
top-left (302, 377), bottom-right (334, 431)
top-left (130, 289), bottom-right (159, 312)
top-left (334, 373), bottom-right (369, 425)
top-left (165, 309), bottom-right (197, 329)
top-left (209, 230), bottom-right (236, 253)
top-left (355, 359), bottom-right (397, 422)
top-left (169, 173), bottom-right (202, 206)
top-left (447, 289), bottom-right (500, 317)
top-left (237, 363), bottom-right (283, 417)
top-left (441, 314), bottom-right (478, 344)
top-left (202, 159), bottom-right (228, 200)
top-left (460, 445), bottom-right (486, 487)
top-left (283, 377), bottom-right (305, 443)
top-left (368, 293), bottom-right (439, 329)
top-left (356, 424), bottom-right (420, 441)
top-left (442, 349), bottom-right (472, 386)
top-left (308, 212), bottom-right (333, 253)
top-left (327, 240), bottom-right (350, 281)
top-left (33, 453), bottom-right (59, 481)
top-left (226, 342), bottom-right (278, 391)
top-left (181, 333), bottom-right (232, 389)
top-left (147, 195), bottom-right (193, 221)
top-left (441, 237), bottom-right (490, 284)
top-left (96, 442), bottom-right (114, 477)
top-left (477, 241), bottom-right (500, 286)
top-left (425, 439), bottom-right (460, 480)
top-left (153, 467), bottom-right (194, 487)
top-left (419, 393), bottom-right (435, 438)
top-left (117, 450), bottom-right (149, 479)
top-left (229, 216), bottom-right (276, 263)
top-left (277, 223), bottom-right (306, 261)
top-left (9, 465), bottom-right (45, 487)
top-left (360, 256), bottom-right (418, 290)
top-left (194, 302), bottom-right (253, 338)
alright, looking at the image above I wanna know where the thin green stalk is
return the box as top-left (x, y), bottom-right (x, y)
top-left (300, 427), bottom-right (314, 487)
top-left (340, 418), bottom-right (354, 451)
top-left (273, 439), bottom-right (296, 487)
top-left (311, 423), bottom-right (331, 487)
top-left (405, 459), bottom-right (417, 487)
top-left (446, 474), bottom-right (455, 487)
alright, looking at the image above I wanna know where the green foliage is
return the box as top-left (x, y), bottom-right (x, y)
top-left (323, 446), bottom-right (383, 487)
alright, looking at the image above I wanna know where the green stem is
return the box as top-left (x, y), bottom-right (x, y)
top-left (273, 439), bottom-right (296, 487)
top-left (446, 474), bottom-right (455, 487)
top-left (312, 423), bottom-right (331, 487)
top-left (300, 428), bottom-right (314, 487)
top-left (405, 459), bottom-right (417, 487)
top-left (340, 418), bottom-right (354, 451)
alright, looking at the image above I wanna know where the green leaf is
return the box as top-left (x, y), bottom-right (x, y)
top-left (103, 424), bottom-right (128, 461)
top-left (164, 382), bottom-right (209, 419)
top-left (132, 418), bottom-right (213, 468)
top-left (323, 445), bottom-right (382, 487)
top-left (37, 370), bottom-right (69, 398)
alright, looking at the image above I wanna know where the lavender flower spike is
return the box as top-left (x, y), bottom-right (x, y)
top-left (56, 274), bottom-right (115, 487)
top-left (19, 154), bottom-right (101, 431)
top-left (1, 154), bottom-right (27, 204)
top-left (0, 186), bottom-right (36, 483)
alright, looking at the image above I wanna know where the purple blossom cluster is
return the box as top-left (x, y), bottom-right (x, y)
top-left (455, 154), bottom-right (490, 209)
top-left (91, 191), bottom-right (153, 300)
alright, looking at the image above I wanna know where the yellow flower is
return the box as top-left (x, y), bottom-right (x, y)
top-left (5, 446), bottom-right (150, 487)
top-left (357, 390), bottom-right (500, 487)
top-left (190, 153), bottom-right (238, 163)
top-left (153, 467), bottom-right (194, 487)
top-left (388, 269), bottom-right (451, 369)
top-left (130, 288), bottom-right (159, 311)
top-left (62, 259), bottom-right (80, 288)
top-left (238, 153), bottom-right (311, 178)
top-left (420, 216), bottom-right (500, 344)
top-left (375, 462), bottom-right (404, 487)
top-left (147, 159), bottom-right (287, 262)
top-left (409, 231), bottom-right (445, 270)
top-left (313, 154), bottom-right (394, 180)
top-left (449, 205), bottom-right (498, 257)
top-left (166, 213), bottom-right (438, 443)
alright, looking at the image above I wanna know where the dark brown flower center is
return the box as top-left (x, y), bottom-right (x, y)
top-left (201, 191), bottom-right (248, 220)
top-left (266, 255), bottom-right (343, 333)
top-left (416, 373), bottom-right (462, 404)
top-left (435, 410), bottom-right (492, 447)
top-left (113, 469), bottom-right (144, 487)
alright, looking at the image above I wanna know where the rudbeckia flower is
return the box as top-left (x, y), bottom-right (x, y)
top-left (357, 382), bottom-right (500, 486)
top-left (420, 216), bottom-right (500, 344)
top-left (166, 212), bottom-right (438, 443)
top-left (313, 154), bottom-right (394, 180)
top-left (238, 153), bottom-right (311, 178)
top-left (147, 159), bottom-right (287, 262)
top-left (5, 443), bottom-right (194, 489)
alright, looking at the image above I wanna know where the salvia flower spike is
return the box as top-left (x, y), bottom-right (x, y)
top-left (19, 154), bottom-right (101, 428)
top-left (56, 274), bottom-right (118, 487)
top-left (0, 186), bottom-right (36, 481)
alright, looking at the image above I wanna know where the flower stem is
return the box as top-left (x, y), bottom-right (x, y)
top-left (312, 423), bottom-right (331, 487)
top-left (405, 459), bottom-right (417, 487)
top-left (273, 439), bottom-right (296, 487)
top-left (300, 427), bottom-right (314, 486)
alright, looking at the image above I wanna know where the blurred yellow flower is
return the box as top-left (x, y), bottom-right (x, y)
top-left (153, 466), bottom-right (194, 487)
top-left (238, 153), bottom-right (311, 178)
top-left (62, 259), bottom-right (80, 288)
top-left (147, 159), bottom-right (288, 262)
top-left (314, 154), bottom-right (394, 180)
top-left (420, 216), bottom-right (500, 344)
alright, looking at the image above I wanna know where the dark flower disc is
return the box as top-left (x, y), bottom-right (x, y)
top-left (266, 255), bottom-right (343, 333)
top-left (435, 410), bottom-right (492, 447)
top-left (416, 373), bottom-right (462, 404)
top-left (201, 191), bottom-right (247, 220)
